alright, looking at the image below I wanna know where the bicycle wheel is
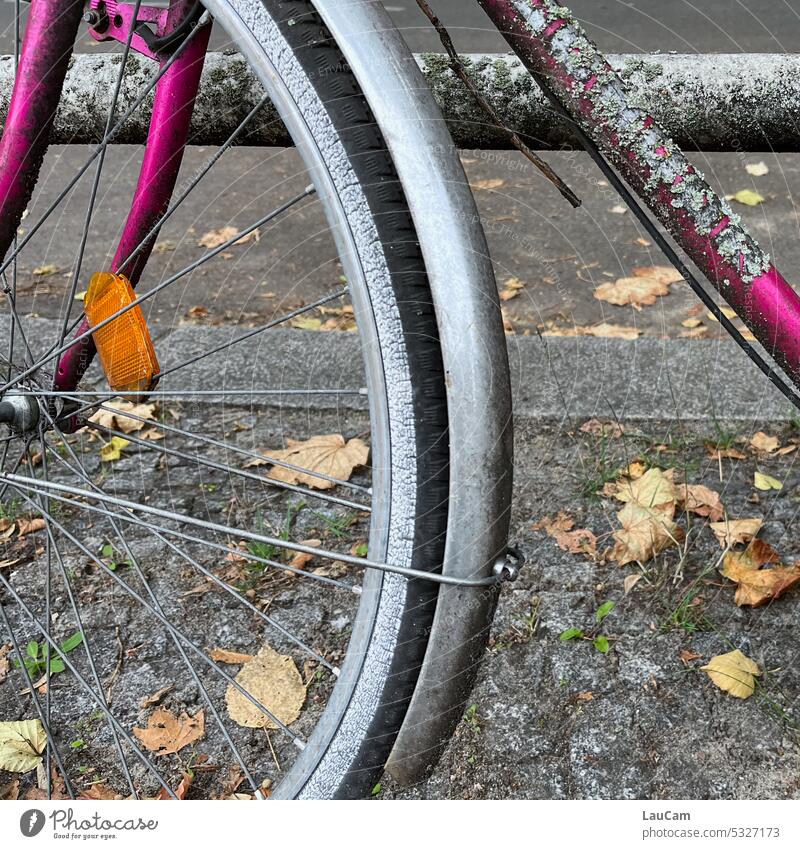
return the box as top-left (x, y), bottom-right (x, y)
top-left (0, 0), bottom-right (455, 800)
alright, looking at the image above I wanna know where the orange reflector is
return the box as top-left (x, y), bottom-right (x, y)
top-left (84, 271), bottom-right (159, 398)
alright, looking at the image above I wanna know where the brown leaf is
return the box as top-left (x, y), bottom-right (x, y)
top-left (217, 765), bottom-right (245, 799)
top-left (706, 445), bottom-right (747, 461)
top-left (499, 277), bottom-right (524, 301)
top-left (679, 649), bottom-right (702, 666)
top-left (16, 518), bottom-right (45, 538)
top-left (677, 484), bottom-right (724, 521)
top-left (0, 778), bottom-right (19, 800)
top-left (157, 772), bottom-right (193, 800)
top-left (593, 266), bottom-right (682, 310)
top-left (471, 178), bottom-right (505, 190)
top-left (89, 400), bottom-right (157, 435)
top-left (533, 512), bottom-right (597, 557)
top-left (721, 541), bottom-right (800, 607)
top-left (225, 644), bottom-right (306, 729)
top-left (579, 418), bottom-right (624, 439)
top-left (250, 434), bottom-right (369, 490)
top-left (710, 518), bottom-right (762, 549)
top-left (0, 642), bottom-right (11, 685)
top-left (750, 431), bottom-right (779, 453)
top-left (133, 709), bottom-right (205, 756)
top-left (209, 649), bottom-right (254, 664)
top-left (623, 573), bottom-right (643, 594)
top-left (288, 539), bottom-right (321, 571)
top-left (541, 323), bottom-right (641, 340)
top-left (139, 684), bottom-right (175, 709)
top-left (79, 782), bottom-right (122, 800)
top-left (198, 226), bottom-right (259, 248)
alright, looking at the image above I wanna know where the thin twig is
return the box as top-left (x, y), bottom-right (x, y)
top-left (416, 0), bottom-right (581, 208)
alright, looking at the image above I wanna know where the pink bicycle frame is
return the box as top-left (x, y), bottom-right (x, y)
top-left (0, 0), bottom-right (210, 402)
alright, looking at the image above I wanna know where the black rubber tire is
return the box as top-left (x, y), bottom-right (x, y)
top-left (260, 1), bottom-right (451, 798)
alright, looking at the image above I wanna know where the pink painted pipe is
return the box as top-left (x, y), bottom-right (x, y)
top-left (478, 0), bottom-right (800, 384)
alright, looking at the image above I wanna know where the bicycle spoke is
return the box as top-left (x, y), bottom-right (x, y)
top-left (53, 0), bottom-right (145, 361)
top-left (39, 432), bottom-right (341, 674)
top-left (0, 10), bottom-right (212, 281)
top-left (0, 187), bottom-right (316, 396)
top-left (118, 94), bottom-right (272, 276)
top-left (5, 486), bottom-right (307, 749)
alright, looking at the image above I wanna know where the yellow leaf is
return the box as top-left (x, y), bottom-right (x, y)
top-left (0, 719), bottom-right (46, 773)
top-left (754, 471), bottom-right (782, 491)
top-left (611, 502), bottom-right (683, 566)
top-left (32, 264), bottom-right (59, 277)
top-left (225, 644), bottom-right (306, 729)
top-left (701, 649), bottom-right (760, 699)
top-left (706, 307), bottom-right (738, 322)
top-left (100, 436), bottom-right (130, 462)
top-left (614, 467), bottom-right (676, 510)
top-left (250, 434), bottom-right (369, 490)
top-left (731, 189), bottom-right (765, 206)
top-left (681, 318), bottom-right (702, 329)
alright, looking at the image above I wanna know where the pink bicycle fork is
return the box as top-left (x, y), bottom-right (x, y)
top-left (0, 0), bottom-right (210, 401)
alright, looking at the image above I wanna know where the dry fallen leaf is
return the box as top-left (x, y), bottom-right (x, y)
top-left (730, 189), bottom-right (765, 206)
top-left (499, 277), bottom-right (524, 301)
top-left (721, 539), bottom-right (800, 607)
top-left (615, 467), bottom-right (677, 510)
top-left (79, 782), bottom-right (122, 800)
top-left (0, 643), bottom-right (10, 685)
top-left (16, 518), bottom-right (45, 538)
top-left (198, 226), bottom-right (260, 248)
top-left (677, 484), bottom-right (724, 521)
top-left (209, 649), bottom-right (254, 664)
top-left (701, 649), bottom-right (760, 699)
top-left (250, 434), bottom-right (369, 490)
top-left (593, 266), bottom-right (682, 310)
top-left (541, 323), bottom-right (641, 340)
top-left (139, 684), bottom-right (175, 709)
top-left (710, 518), bottom-right (762, 549)
top-left (32, 264), bottom-right (59, 277)
top-left (133, 708), bottom-right (205, 756)
top-left (0, 778), bottom-right (19, 800)
top-left (156, 772), bottom-right (193, 801)
top-left (754, 471), bottom-right (782, 491)
top-left (745, 161), bottom-right (769, 177)
top-left (533, 512), bottom-right (597, 557)
top-left (707, 445), bottom-right (747, 461)
top-left (623, 573), bottom-right (643, 594)
top-left (679, 649), bottom-right (702, 666)
top-left (89, 401), bottom-right (156, 435)
top-left (611, 501), bottom-right (683, 566)
top-left (750, 431), bottom-right (779, 453)
top-left (471, 178), bottom-right (505, 190)
top-left (681, 318), bottom-right (703, 329)
top-left (100, 436), bottom-right (130, 462)
top-left (288, 539), bottom-right (321, 571)
top-left (579, 418), bottom-right (624, 439)
top-left (225, 644), bottom-right (306, 729)
top-left (0, 719), bottom-right (46, 773)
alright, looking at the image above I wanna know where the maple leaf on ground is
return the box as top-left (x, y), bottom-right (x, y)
top-left (676, 484), bottom-right (724, 521)
top-left (750, 431), bottom-right (779, 453)
top-left (701, 649), bottom-right (760, 699)
top-left (710, 518), bottom-right (762, 549)
top-left (133, 709), bottom-right (205, 756)
top-left (721, 539), bottom-right (800, 607)
top-left (89, 400), bottom-right (157, 435)
top-left (541, 323), bottom-right (642, 340)
top-left (611, 502), bottom-right (683, 566)
top-left (533, 512), bottom-right (597, 557)
top-left (579, 418), bottom-right (624, 439)
top-left (593, 266), bottom-right (682, 310)
top-left (614, 467), bottom-right (677, 510)
top-left (706, 445), bottom-right (747, 461)
top-left (246, 434), bottom-right (368, 490)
